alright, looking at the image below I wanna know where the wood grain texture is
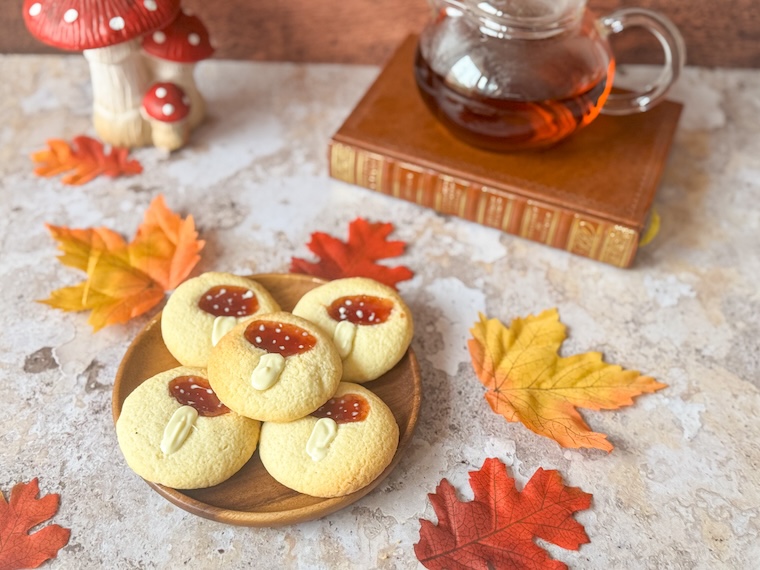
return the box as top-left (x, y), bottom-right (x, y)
top-left (5, 0), bottom-right (760, 67)
top-left (112, 273), bottom-right (422, 526)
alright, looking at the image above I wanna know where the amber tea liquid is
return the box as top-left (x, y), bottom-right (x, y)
top-left (414, 48), bottom-right (615, 152)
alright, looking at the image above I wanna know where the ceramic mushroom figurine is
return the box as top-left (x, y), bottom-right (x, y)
top-left (141, 82), bottom-right (191, 152)
top-left (23, 0), bottom-right (181, 148)
top-left (142, 11), bottom-right (214, 130)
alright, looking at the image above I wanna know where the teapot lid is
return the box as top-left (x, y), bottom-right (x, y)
top-left (463, 0), bottom-right (583, 37)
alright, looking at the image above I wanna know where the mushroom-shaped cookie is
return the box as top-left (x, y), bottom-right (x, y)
top-left (292, 277), bottom-right (413, 383)
top-left (259, 383), bottom-right (399, 497)
top-left (116, 367), bottom-right (260, 489)
top-left (141, 82), bottom-right (191, 152)
top-left (23, 0), bottom-right (181, 147)
top-left (161, 272), bottom-right (281, 368)
top-left (207, 312), bottom-right (342, 423)
top-left (142, 10), bottom-right (214, 130)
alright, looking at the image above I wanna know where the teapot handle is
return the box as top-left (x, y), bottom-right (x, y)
top-left (598, 8), bottom-right (686, 116)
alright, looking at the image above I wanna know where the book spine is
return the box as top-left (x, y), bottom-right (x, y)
top-left (328, 141), bottom-right (639, 268)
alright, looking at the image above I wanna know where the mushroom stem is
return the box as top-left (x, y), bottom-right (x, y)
top-left (83, 39), bottom-right (152, 148)
top-left (148, 118), bottom-right (190, 152)
top-left (146, 56), bottom-right (206, 130)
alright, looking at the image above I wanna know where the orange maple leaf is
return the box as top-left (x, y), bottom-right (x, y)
top-left (31, 135), bottom-right (142, 185)
top-left (290, 218), bottom-right (414, 289)
top-left (40, 195), bottom-right (204, 331)
top-left (0, 478), bottom-right (71, 570)
top-left (468, 310), bottom-right (666, 452)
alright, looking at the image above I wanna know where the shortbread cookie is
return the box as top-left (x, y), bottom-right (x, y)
top-left (116, 366), bottom-right (260, 489)
top-left (161, 272), bottom-right (281, 368)
top-left (259, 382), bottom-right (399, 497)
top-left (292, 277), bottom-right (413, 383)
top-left (207, 312), bottom-right (342, 422)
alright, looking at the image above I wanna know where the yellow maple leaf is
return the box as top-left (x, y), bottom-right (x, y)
top-left (40, 196), bottom-right (204, 331)
top-left (468, 310), bottom-right (666, 452)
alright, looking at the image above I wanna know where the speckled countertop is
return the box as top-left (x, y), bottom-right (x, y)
top-left (1, 54), bottom-right (759, 569)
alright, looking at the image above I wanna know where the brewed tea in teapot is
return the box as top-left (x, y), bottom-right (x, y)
top-left (414, 0), bottom-right (685, 151)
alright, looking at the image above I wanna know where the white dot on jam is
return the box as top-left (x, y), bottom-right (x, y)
top-left (224, 307), bottom-right (230, 312)
top-left (255, 336), bottom-right (262, 343)
top-left (285, 336), bottom-right (290, 340)
top-left (259, 325), bottom-right (265, 331)
top-left (326, 411), bottom-right (331, 415)
top-left (356, 310), bottom-right (364, 318)
top-left (206, 389), bottom-right (213, 394)
top-left (272, 339), bottom-right (277, 344)
top-left (353, 402), bottom-right (359, 407)
top-left (219, 288), bottom-right (226, 295)
top-left (359, 302), bottom-right (365, 306)
top-left (298, 345), bottom-right (304, 349)
top-left (279, 345), bottom-right (285, 350)
top-left (302, 332), bottom-right (308, 336)
top-left (345, 300), bottom-right (352, 306)
top-left (352, 411), bottom-right (358, 416)
top-left (275, 328), bottom-right (281, 333)
top-left (213, 304), bottom-right (219, 310)
top-left (179, 389), bottom-right (185, 394)
top-left (205, 295), bottom-right (212, 300)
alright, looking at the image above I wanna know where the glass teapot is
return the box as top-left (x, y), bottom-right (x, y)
top-left (414, 0), bottom-right (685, 151)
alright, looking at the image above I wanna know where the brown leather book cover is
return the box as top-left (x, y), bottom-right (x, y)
top-left (329, 35), bottom-right (683, 267)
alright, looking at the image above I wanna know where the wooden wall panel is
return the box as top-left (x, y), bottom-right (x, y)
top-left (4, 0), bottom-right (760, 68)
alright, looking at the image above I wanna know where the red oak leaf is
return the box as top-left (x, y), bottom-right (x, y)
top-left (290, 218), bottom-right (413, 289)
top-left (0, 479), bottom-right (71, 570)
top-left (414, 458), bottom-right (591, 570)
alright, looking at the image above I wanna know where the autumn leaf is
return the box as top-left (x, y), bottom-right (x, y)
top-left (468, 310), bottom-right (666, 451)
top-left (0, 478), bottom-right (71, 570)
top-left (414, 457), bottom-right (591, 570)
top-left (31, 135), bottom-right (142, 185)
top-left (40, 195), bottom-right (204, 331)
top-left (290, 217), bottom-right (413, 289)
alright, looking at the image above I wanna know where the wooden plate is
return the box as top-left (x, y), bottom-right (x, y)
top-left (112, 273), bottom-right (421, 526)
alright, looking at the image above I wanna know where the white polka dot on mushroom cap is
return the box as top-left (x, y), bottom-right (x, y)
top-left (153, 31), bottom-right (166, 44)
top-left (28, 3), bottom-right (41, 16)
top-left (188, 33), bottom-right (201, 46)
top-left (143, 0), bottom-right (157, 10)
top-left (109, 16), bottom-right (125, 31)
top-left (162, 103), bottom-right (175, 116)
top-left (63, 8), bottom-right (78, 23)
top-left (155, 87), bottom-right (167, 98)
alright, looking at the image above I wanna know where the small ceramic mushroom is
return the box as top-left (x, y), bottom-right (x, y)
top-left (141, 83), bottom-right (191, 153)
top-left (142, 10), bottom-right (214, 130)
top-left (23, 0), bottom-right (181, 148)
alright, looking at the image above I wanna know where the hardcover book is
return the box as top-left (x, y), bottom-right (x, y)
top-left (328, 35), bottom-right (683, 268)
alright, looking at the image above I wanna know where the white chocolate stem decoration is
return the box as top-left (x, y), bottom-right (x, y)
top-left (333, 320), bottom-right (357, 359)
top-left (160, 405), bottom-right (198, 455)
top-left (306, 418), bottom-right (338, 462)
top-left (211, 316), bottom-right (239, 346)
top-left (251, 353), bottom-right (286, 390)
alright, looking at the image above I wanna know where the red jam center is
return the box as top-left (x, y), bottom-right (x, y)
top-left (244, 320), bottom-right (316, 357)
top-left (197, 285), bottom-right (259, 318)
top-left (326, 295), bottom-right (394, 326)
top-left (312, 394), bottom-right (370, 424)
top-left (168, 376), bottom-right (230, 417)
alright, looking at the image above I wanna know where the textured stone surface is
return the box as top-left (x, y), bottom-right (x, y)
top-left (1, 54), bottom-right (759, 569)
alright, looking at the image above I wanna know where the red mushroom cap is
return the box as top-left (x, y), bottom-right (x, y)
top-left (142, 82), bottom-right (190, 123)
top-left (142, 10), bottom-right (214, 63)
top-left (23, 0), bottom-right (181, 52)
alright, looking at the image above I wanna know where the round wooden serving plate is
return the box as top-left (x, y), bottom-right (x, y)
top-left (112, 273), bottom-right (421, 526)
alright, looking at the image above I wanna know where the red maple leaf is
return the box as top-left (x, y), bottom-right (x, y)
top-left (414, 458), bottom-right (591, 570)
top-left (289, 217), bottom-right (414, 289)
top-left (0, 479), bottom-right (71, 570)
